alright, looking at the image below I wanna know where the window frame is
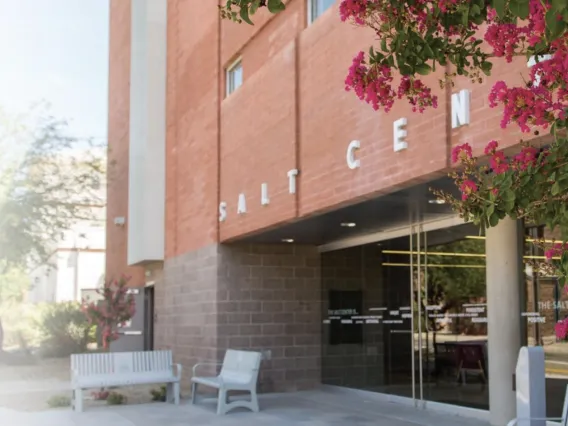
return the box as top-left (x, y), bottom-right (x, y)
top-left (307, 0), bottom-right (334, 24)
top-left (225, 57), bottom-right (243, 97)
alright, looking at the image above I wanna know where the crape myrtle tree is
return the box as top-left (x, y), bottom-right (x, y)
top-left (221, 0), bottom-right (568, 337)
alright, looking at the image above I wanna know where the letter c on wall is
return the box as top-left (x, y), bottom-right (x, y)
top-left (346, 140), bottom-right (361, 170)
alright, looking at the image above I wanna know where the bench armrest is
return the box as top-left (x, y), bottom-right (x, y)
top-left (173, 363), bottom-right (183, 380)
top-left (192, 362), bottom-right (223, 376)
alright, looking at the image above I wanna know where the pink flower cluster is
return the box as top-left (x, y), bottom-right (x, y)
top-left (345, 52), bottom-right (396, 112)
top-left (545, 243), bottom-right (568, 261)
top-left (451, 140), bottom-right (544, 200)
top-left (398, 77), bottom-right (438, 112)
top-left (339, 0), bottom-right (368, 24)
top-left (555, 318), bottom-right (568, 340)
top-left (484, 23), bottom-right (526, 63)
top-left (513, 146), bottom-right (539, 171)
top-left (484, 0), bottom-right (568, 132)
top-left (451, 143), bottom-right (472, 163)
top-left (345, 52), bottom-right (438, 113)
top-left (489, 81), bottom-right (557, 132)
top-left (460, 180), bottom-right (478, 200)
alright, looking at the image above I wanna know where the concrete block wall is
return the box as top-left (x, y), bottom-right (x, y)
top-left (154, 243), bottom-right (321, 393)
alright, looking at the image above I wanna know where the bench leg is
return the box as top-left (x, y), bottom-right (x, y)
top-left (191, 382), bottom-right (198, 405)
top-left (166, 383), bottom-right (173, 403)
top-left (216, 388), bottom-right (227, 415)
top-left (74, 389), bottom-right (83, 413)
top-left (250, 389), bottom-right (259, 413)
top-left (173, 382), bottom-right (180, 405)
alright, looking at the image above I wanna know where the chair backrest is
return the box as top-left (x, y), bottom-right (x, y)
top-left (457, 345), bottom-right (485, 370)
top-left (219, 350), bottom-right (262, 384)
top-left (71, 350), bottom-right (173, 377)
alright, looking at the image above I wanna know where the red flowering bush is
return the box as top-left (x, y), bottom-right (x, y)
top-left (82, 276), bottom-right (135, 350)
top-left (222, 1), bottom-right (568, 337)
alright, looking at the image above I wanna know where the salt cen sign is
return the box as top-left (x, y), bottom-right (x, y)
top-left (218, 169), bottom-right (299, 222)
top-left (219, 89), bottom-right (473, 223)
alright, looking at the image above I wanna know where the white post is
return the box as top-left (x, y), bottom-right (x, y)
top-left (486, 218), bottom-right (522, 425)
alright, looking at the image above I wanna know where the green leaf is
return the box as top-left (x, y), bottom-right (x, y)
top-left (552, 0), bottom-right (567, 12)
top-left (481, 61), bottom-right (493, 76)
top-left (492, 0), bottom-right (506, 18)
top-left (239, 5), bottom-right (253, 24)
top-left (471, 4), bottom-right (481, 15)
top-left (510, 0), bottom-right (530, 19)
top-left (546, 8), bottom-right (565, 38)
top-left (250, 0), bottom-right (261, 15)
top-left (415, 63), bottom-right (432, 75)
top-left (381, 37), bottom-right (388, 52)
top-left (502, 175), bottom-right (513, 190)
top-left (552, 181), bottom-right (561, 196)
top-left (462, 7), bottom-right (470, 27)
top-left (267, 0), bottom-right (286, 13)
top-left (502, 190), bottom-right (516, 202)
top-left (489, 212), bottom-right (500, 227)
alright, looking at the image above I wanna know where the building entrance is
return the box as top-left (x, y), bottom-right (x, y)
top-left (321, 220), bottom-right (489, 410)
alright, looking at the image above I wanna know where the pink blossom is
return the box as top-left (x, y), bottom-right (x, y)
top-left (490, 152), bottom-right (509, 174)
top-left (556, 318), bottom-right (568, 340)
top-left (460, 180), bottom-right (478, 200)
top-left (484, 140), bottom-right (499, 155)
top-left (545, 243), bottom-right (568, 260)
top-left (451, 143), bottom-right (473, 163)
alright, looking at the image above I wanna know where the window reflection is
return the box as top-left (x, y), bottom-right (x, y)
top-left (321, 223), bottom-right (489, 410)
top-left (525, 225), bottom-right (568, 418)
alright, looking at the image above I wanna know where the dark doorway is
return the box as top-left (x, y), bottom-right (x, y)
top-left (144, 286), bottom-right (155, 351)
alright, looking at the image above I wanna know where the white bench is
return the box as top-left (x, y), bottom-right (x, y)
top-left (191, 349), bottom-right (262, 415)
top-left (70, 350), bottom-right (182, 412)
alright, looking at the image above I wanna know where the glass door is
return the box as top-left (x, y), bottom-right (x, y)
top-left (414, 222), bottom-right (489, 410)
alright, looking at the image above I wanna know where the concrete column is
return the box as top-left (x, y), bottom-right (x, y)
top-left (486, 217), bottom-right (522, 425)
top-left (128, 0), bottom-right (167, 265)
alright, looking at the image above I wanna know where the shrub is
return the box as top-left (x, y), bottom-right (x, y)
top-left (82, 276), bottom-right (135, 349)
top-left (46, 394), bottom-right (71, 408)
top-left (107, 391), bottom-right (127, 405)
top-left (150, 385), bottom-right (167, 402)
top-left (91, 390), bottom-right (109, 401)
top-left (36, 302), bottom-right (95, 358)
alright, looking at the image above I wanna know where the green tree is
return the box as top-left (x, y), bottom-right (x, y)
top-left (0, 106), bottom-right (105, 351)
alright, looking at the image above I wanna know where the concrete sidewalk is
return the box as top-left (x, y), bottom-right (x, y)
top-left (0, 388), bottom-right (490, 426)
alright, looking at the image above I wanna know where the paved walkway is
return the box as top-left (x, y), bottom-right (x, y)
top-left (0, 388), bottom-right (490, 426)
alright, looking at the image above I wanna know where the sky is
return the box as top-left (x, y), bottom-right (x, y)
top-left (0, 0), bottom-right (110, 141)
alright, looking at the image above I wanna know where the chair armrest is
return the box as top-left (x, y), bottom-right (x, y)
top-left (172, 363), bottom-right (183, 380)
top-left (192, 362), bottom-right (223, 376)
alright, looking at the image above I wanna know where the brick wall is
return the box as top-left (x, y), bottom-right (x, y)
top-left (106, 0), bottom-right (144, 285)
top-left (154, 243), bottom-right (321, 393)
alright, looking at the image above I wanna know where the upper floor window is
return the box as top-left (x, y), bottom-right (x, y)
top-left (309, 0), bottom-right (335, 23)
top-left (226, 59), bottom-right (243, 96)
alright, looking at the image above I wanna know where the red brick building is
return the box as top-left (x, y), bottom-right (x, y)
top-left (106, 1), bottom-right (568, 424)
